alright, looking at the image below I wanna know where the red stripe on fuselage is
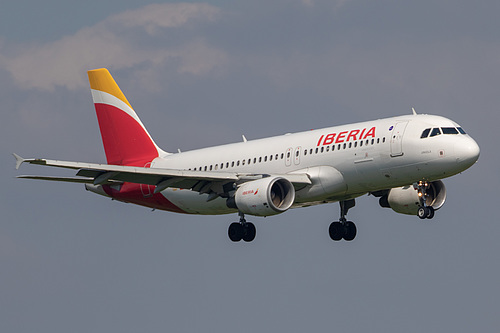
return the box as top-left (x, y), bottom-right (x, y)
top-left (95, 103), bottom-right (158, 166)
top-left (103, 182), bottom-right (188, 214)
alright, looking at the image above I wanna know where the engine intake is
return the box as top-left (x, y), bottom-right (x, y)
top-left (228, 177), bottom-right (295, 217)
top-left (380, 180), bottom-right (447, 215)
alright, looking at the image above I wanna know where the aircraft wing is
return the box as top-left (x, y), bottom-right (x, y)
top-left (13, 154), bottom-right (311, 194)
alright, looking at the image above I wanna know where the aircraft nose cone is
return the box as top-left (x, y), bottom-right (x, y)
top-left (455, 138), bottom-right (480, 169)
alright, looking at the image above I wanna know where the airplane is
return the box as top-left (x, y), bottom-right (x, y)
top-left (14, 68), bottom-right (480, 242)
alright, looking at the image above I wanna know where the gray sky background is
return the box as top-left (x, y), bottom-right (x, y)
top-left (1, 1), bottom-right (499, 332)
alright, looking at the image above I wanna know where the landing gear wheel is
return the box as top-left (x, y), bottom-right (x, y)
top-left (329, 222), bottom-right (343, 241)
top-left (426, 206), bottom-right (435, 219)
top-left (343, 221), bottom-right (357, 241)
top-left (417, 206), bottom-right (429, 219)
top-left (228, 222), bottom-right (244, 242)
top-left (418, 206), bottom-right (435, 219)
top-left (242, 223), bottom-right (256, 242)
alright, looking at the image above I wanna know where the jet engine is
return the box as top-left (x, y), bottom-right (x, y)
top-left (227, 177), bottom-right (295, 216)
top-left (379, 180), bottom-right (447, 215)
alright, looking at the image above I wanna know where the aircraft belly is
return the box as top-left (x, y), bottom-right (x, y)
top-left (160, 188), bottom-right (235, 215)
top-left (294, 166), bottom-right (347, 202)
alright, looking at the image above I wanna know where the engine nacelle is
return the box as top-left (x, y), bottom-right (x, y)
top-left (228, 177), bottom-right (295, 217)
top-left (380, 180), bottom-right (447, 215)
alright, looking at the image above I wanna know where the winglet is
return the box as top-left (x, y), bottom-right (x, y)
top-left (13, 153), bottom-right (25, 170)
top-left (412, 107), bottom-right (417, 115)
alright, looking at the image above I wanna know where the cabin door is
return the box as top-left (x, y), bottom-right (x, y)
top-left (390, 121), bottom-right (408, 157)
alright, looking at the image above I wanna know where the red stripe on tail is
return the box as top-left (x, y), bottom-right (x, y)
top-left (95, 103), bottom-right (158, 166)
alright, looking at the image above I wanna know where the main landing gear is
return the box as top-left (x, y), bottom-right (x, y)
top-left (228, 211), bottom-right (256, 242)
top-left (329, 199), bottom-right (357, 241)
top-left (415, 181), bottom-right (435, 219)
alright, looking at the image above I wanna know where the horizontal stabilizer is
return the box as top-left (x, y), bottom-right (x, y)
top-left (16, 175), bottom-right (120, 185)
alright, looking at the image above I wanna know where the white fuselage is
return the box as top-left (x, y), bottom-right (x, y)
top-left (148, 114), bottom-right (479, 214)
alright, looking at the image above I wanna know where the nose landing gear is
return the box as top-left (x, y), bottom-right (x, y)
top-left (329, 199), bottom-right (357, 241)
top-left (415, 181), bottom-right (435, 219)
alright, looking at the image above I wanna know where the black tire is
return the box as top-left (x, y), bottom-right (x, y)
top-left (417, 207), bottom-right (428, 219)
top-left (329, 222), bottom-right (343, 241)
top-left (228, 222), bottom-right (243, 242)
top-left (242, 223), bottom-right (256, 242)
top-left (426, 206), bottom-right (435, 219)
top-left (343, 221), bottom-right (357, 241)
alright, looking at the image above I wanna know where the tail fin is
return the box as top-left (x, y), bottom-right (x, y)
top-left (88, 68), bottom-right (167, 166)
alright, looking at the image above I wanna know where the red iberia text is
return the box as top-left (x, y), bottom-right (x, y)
top-left (316, 127), bottom-right (376, 146)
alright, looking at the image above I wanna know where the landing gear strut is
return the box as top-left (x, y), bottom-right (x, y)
top-left (415, 181), bottom-right (435, 219)
top-left (228, 211), bottom-right (256, 242)
top-left (329, 199), bottom-right (357, 241)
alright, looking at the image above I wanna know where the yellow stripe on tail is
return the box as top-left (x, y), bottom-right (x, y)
top-left (88, 68), bottom-right (133, 110)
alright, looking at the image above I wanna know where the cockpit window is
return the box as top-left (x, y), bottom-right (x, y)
top-left (457, 127), bottom-right (466, 134)
top-left (430, 128), bottom-right (441, 137)
top-left (441, 127), bottom-right (459, 135)
top-left (420, 128), bottom-right (431, 138)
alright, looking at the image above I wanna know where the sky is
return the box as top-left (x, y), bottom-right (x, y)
top-left (1, 0), bottom-right (499, 332)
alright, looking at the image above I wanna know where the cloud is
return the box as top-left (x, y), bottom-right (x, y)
top-left (109, 3), bottom-right (219, 33)
top-left (300, 0), bottom-right (351, 10)
top-left (0, 3), bottom-right (224, 91)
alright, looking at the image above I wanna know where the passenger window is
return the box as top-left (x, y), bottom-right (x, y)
top-left (349, 142), bottom-right (352, 148)
top-left (442, 127), bottom-right (459, 135)
top-left (242, 160), bottom-right (245, 165)
top-left (281, 153), bottom-right (284, 159)
top-left (326, 146), bottom-right (330, 152)
top-left (309, 149), bottom-right (313, 155)
top-left (421, 128), bottom-right (431, 138)
top-left (253, 158), bottom-right (256, 164)
top-left (237, 161), bottom-right (240, 166)
top-left (430, 128), bottom-right (441, 137)
top-left (270, 155), bottom-right (273, 161)
top-left (332, 145), bottom-right (335, 151)
top-left (360, 141), bottom-right (363, 147)
top-left (304, 150), bottom-right (307, 156)
top-left (231, 161), bottom-right (235, 167)
top-left (321, 147), bottom-right (324, 153)
top-left (259, 157), bottom-right (262, 163)
top-left (457, 127), bottom-right (466, 134)
top-left (343, 143), bottom-right (347, 149)
top-left (354, 142), bottom-right (357, 147)
top-left (315, 148), bottom-right (318, 154)
top-left (264, 156), bottom-right (267, 162)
